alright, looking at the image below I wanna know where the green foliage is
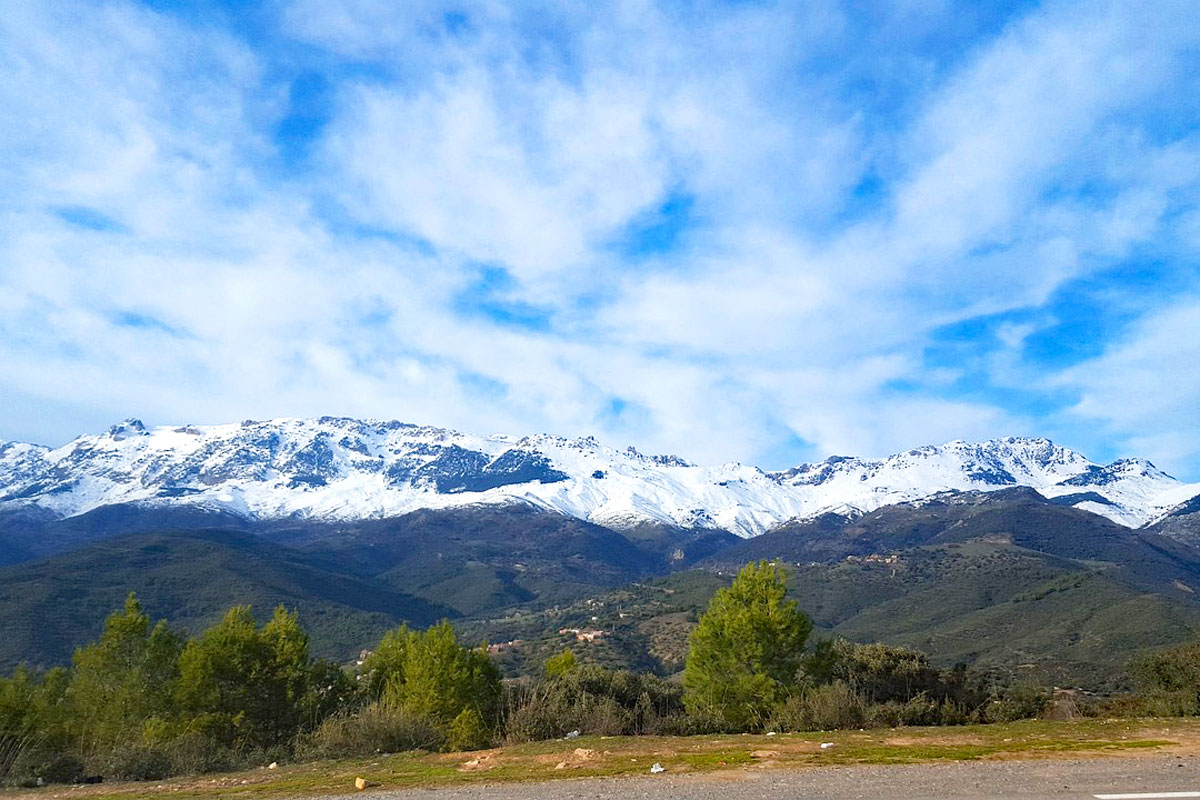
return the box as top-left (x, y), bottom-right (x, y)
top-left (683, 561), bottom-right (812, 729)
top-left (300, 704), bottom-right (444, 758)
top-left (772, 681), bottom-right (866, 731)
top-left (544, 648), bottom-right (577, 678)
top-left (1129, 641), bottom-right (1200, 696)
top-left (985, 682), bottom-right (1051, 723)
top-left (388, 622), bottom-right (501, 730)
top-left (0, 595), bottom-right (509, 783)
top-left (362, 625), bottom-right (413, 700)
top-left (67, 593), bottom-right (182, 755)
top-left (0, 666), bottom-right (70, 783)
top-left (0, 574), bottom-right (1095, 785)
top-left (816, 639), bottom-right (941, 704)
top-left (176, 605), bottom-right (319, 749)
top-left (447, 707), bottom-right (490, 751)
top-left (503, 664), bottom-right (689, 743)
top-left (1126, 641), bottom-right (1200, 716)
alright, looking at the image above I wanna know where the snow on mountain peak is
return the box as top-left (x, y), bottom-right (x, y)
top-left (0, 418), bottom-right (1195, 535)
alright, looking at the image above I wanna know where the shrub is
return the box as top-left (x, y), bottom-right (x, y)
top-left (1127, 641), bottom-right (1200, 717)
top-left (503, 684), bottom-right (632, 742)
top-left (544, 649), bottom-right (578, 678)
top-left (1100, 690), bottom-right (1199, 718)
top-left (772, 681), bottom-right (865, 732)
top-left (95, 745), bottom-right (173, 781)
top-left (811, 640), bottom-right (942, 705)
top-left (985, 683), bottom-right (1050, 723)
top-left (6, 750), bottom-right (85, 787)
top-left (1128, 642), bottom-right (1200, 695)
top-left (447, 708), bottom-right (490, 751)
top-left (301, 704), bottom-right (444, 759)
top-left (157, 733), bottom-right (236, 776)
top-left (502, 666), bottom-right (686, 743)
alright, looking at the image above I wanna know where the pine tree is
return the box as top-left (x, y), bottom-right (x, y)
top-left (67, 593), bottom-right (181, 754)
top-left (361, 625), bottom-right (414, 701)
top-left (682, 560), bottom-right (812, 729)
top-left (176, 605), bottom-right (316, 748)
top-left (399, 622), bottom-right (501, 727)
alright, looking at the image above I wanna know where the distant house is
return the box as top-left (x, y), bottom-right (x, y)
top-left (558, 627), bottom-right (606, 643)
top-left (844, 553), bottom-right (900, 565)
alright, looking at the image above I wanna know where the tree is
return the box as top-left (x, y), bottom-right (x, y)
top-left (0, 667), bottom-right (70, 780)
top-left (544, 648), bottom-right (578, 678)
top-left (67, 593), bottom-right (181, 754)
top-left (396, 622), bottom-right (501, 728)
top-left (682, 561), bottom-right (812, 729)
top-left (176, 605), bottom-right (317, 748)
top-left (361, 625), bottom-right (414, 701)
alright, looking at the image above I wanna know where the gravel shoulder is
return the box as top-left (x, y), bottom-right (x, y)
top-left (328, 754), bottom-right (1200, 800)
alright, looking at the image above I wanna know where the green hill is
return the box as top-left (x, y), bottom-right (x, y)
top-left (4, 492), bottom-right (1200, 686)
top-left (0, 528), bottom-right (451, 669)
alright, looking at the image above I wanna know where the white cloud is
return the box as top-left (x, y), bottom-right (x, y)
top-left (0, 0), bottom-right (1198, 478)
top-left (1056, 300), bottom-right (1200, 476)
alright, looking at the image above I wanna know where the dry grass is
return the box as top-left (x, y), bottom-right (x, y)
top-left (5, 718), bottom-right (1200, 800)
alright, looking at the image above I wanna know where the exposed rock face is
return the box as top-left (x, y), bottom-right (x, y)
top-left (0, 418), bottom-right (1196, 535)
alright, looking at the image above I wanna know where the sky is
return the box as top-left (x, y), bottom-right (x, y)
top-left (1, 0), bottom-right (1198, 478)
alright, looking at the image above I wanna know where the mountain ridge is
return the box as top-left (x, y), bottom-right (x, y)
top-left (1, 417), bottom-right (1197, 536)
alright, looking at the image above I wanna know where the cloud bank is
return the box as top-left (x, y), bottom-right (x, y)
top-left (1, 0), bottom-right (1198, 476)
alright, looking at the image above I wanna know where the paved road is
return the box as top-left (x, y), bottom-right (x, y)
top-left (324, 754), bottom-right (1200, 800)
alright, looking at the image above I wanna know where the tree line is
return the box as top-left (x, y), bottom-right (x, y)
top-left (2, 560), bottom-right (1196, 787)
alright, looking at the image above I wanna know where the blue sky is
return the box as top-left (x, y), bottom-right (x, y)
top-left (1, 0), bottom-right (1199, 478)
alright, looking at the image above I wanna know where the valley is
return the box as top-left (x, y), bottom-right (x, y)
top-left (1, 461), bottom-right (1198, 686)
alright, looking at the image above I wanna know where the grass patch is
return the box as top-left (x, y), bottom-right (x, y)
top-left (4, 719), bottom-right (1197, 800)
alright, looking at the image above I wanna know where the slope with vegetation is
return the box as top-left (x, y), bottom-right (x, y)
top-left (7, 560), bottom-right (1200, 789)
top-left (4, 489), bottom-right (1200, 687)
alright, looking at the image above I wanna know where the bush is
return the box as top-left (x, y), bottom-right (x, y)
top-left (1128, 642), bottom-right (1200, 695)
top-left (448, 708), bottom-right (491, 751)
top-left (6, 750), bottom-right (85, 787)
top-left (95, 745), bottom-right (173, 781)
top-left (544, 649), bottom-right (577, 678)
top-left (772, 682), bottom-right (865, 732)
top-left (300, 704), bottom-right (444, 758)
top-left (1100, 690), bottom-right (1199, 718)
top-left (502, 666), bottom-right (687, 743)
top-left (156, 733), bottom-right (236, 776)
top-left (985, 683), bottom-right (1050, 723)
top-left (503, 685), bottom-right (632, 742)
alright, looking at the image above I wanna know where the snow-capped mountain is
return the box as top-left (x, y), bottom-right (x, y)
top-left (1, 417), bottom-right (1196, 536)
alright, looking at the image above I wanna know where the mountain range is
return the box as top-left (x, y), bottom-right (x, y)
top-left (3, 417), bottom-right (1200, 682)
top-left (2, 417), bottom-right (1198, 536)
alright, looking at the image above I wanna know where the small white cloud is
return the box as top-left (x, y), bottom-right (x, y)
top-left (1056, 300), bottom-right (1200, 476)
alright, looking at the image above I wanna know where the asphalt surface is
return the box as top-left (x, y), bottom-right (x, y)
top-left (323, 754), bottom-right (1200, 800)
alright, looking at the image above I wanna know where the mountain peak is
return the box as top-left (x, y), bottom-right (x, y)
top-left (0, 418), bottom-right (1196, 535)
